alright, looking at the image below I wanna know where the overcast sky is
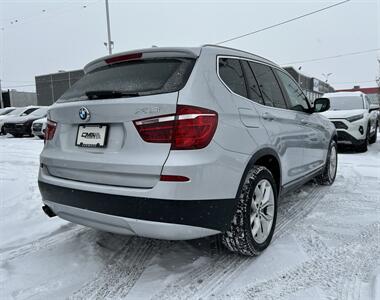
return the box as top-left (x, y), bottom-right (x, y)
top-left (1, 0), bottom-right (379, 92)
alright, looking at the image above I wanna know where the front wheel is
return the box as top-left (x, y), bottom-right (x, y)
top-left (369, 122), bottom-right (378, 144)
top-left (317, 140), bottom-right (338, 185)
top-left (222, 166), bottom-right (278, 256)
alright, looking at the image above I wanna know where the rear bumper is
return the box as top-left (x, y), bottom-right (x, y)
top-left (39, 181), bottom-right (237, 239)
top-left (43, 200), bottom-right (220, 240)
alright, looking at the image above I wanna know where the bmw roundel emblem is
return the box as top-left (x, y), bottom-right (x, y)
top-left (79, 107), bottom-right (90, 122)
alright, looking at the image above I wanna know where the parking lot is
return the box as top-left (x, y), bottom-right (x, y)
top-left (0, 134), bottom-right (379, 300)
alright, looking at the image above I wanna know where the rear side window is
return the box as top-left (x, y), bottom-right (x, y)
top-left (241, 61), bottom-right (264, 105)
top-left (58, 58), bottom-right (195, 102)
top-left (275, 70), bottom-right (310, 113)
top-left (218, 58), bottom-right (247, 98)
top-left (250, 62), bottom-right (287, 109)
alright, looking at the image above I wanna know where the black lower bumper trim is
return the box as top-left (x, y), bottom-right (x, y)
top-left (337, 131), bottom-right (363, 146)
top-left (4, 128), bottom-right (29, 136)
top-left (38, 181), bottom-right (237, 232)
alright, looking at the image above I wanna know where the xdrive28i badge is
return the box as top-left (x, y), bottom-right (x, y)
top-left (79, 107), bottom-right (90, 122)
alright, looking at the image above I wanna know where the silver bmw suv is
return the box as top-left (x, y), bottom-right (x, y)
top-left (39, 45), bottom-right (337, 256)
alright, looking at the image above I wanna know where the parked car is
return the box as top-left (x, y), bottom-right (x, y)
top-left (0, 107), bottom-right (15, 116)
top-left (32, 117), bottom-right (47, 139)
top-left (39, 46), bottom-right (337, 256)
top-left (3, 106), bottom-right (49, 137)
top-left (320, 92), bottom-right (378, 152)
top-left (0, 106), bottom-right (40, 135)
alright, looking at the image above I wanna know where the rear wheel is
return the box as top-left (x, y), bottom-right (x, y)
top-left (369, 122), bottom-right (378, 144)
top-left (317, 140), bottom-right (337, 185)
top-left (222, 166), bottom-right (277, 256)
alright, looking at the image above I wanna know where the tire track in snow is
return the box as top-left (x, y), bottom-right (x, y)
top-left (69, 237), bottom-right (172, 300)
top-left (295, 228), bottom-right (330, 258)
top-left (219, 223), bottom-right (380, 300)
top-left (0, 225), bottom-right (86, 261)
top-left (274, 186), bottom-right (324, 240)
top-left (154, 184), bottom-right (325, 300)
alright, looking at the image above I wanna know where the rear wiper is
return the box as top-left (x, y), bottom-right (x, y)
top-left (85, 90), bottom-right (141, 100)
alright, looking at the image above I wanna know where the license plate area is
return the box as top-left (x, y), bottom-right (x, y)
top-left (76, 124), bottom-right (109, 148)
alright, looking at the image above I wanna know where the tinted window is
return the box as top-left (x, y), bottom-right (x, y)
top-left (58, 58), bottom-right (195, 102)
top-left (275, 70), bottom-right (310, 112)
top-left (250, 62), bottom-right (287, 109)
top-left (219, 58), bottom-right (247, 98)
top-left (241, 61), bottom-right (264, 105)
top-left (22, 108), bottom-right (38, 115)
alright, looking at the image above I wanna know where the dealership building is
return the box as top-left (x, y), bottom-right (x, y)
top-left (283, 67), bottom-right (335, 102)
top-left (0, 90), bottom-right (37, 108)
top-left (35, 69), bottom-right (84, 106)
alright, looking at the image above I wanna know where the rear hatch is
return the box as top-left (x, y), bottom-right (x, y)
top-left (43, 49), bottom-right (199, 188)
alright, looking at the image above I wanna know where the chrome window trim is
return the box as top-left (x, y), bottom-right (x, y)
top-left (216, 55), bottom-right (289, 114)
top-left (216, 55), bottom-right (312, 115)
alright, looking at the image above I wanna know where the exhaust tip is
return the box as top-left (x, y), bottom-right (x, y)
top-left (42, 205), bottom-right (56, 218)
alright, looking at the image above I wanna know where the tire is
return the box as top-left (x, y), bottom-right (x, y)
top-left (222, 166), bottom-right (278, 256)
top-left (369, 122), bottom-right (378, 144)
top-left (317, 140), bottom-right (338, 185)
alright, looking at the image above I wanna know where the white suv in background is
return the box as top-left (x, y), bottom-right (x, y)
top-left (321, 92), bottom-right (378, 152)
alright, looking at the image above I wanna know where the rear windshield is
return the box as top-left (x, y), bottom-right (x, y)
top-left (58, 58), bottom-right (195, 102)
top-left (329, 96), bottom-right (364, 110)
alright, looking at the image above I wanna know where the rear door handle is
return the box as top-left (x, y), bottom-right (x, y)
top-left (262, 112), bottom-right (275, 121)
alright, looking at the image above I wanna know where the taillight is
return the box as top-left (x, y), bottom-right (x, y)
top-left (133, 105), bottom-right (218, 150)
top-left (44, 119), bottom-right (57, 143)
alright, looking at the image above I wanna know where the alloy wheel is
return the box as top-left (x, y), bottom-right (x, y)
top-left (329, 145), bottom-right (337, 179)
top-left (250, 179), bottom-right (275, 244)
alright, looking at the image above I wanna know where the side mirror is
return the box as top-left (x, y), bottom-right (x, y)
top-left (314, 98), bottom-right (330, 113)
top-left (369, 103), bottom-right (379, 112)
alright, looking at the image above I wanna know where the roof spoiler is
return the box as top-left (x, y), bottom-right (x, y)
top-left (84, 47), bottom-right (201, 73)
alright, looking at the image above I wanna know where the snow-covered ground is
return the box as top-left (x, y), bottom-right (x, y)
top-left (1, 135), bottom-right (379, 300)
